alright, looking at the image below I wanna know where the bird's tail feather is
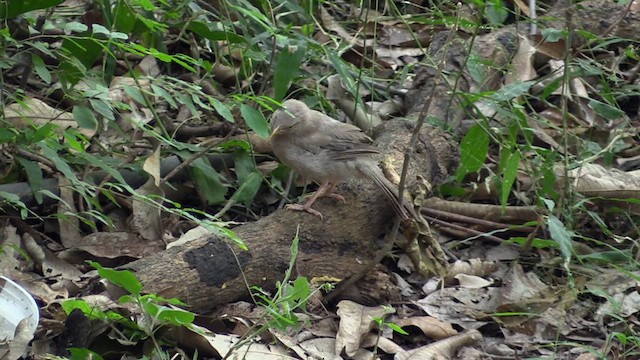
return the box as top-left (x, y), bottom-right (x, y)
top-left (357, 163), bottom-right (416, 220)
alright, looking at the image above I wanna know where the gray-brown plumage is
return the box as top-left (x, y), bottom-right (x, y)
top-left (269, 99), bottom-right (412, 219)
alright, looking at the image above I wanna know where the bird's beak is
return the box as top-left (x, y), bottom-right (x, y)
top-left (271, 125), bottom-right (281, 137)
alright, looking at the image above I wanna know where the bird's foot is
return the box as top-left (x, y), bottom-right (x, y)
top-left (321, 192), bottom-right (346, 203)
top-left (285, 204), bottom-right (324, 219)
top-left (303, 191), bottom-right (346, 203)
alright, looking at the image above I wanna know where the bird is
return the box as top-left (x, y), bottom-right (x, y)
top-left (269, 99), bottom-right (413, 220)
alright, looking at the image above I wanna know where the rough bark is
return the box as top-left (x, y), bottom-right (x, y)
top-left (125, 120), bottom-right (459, 313)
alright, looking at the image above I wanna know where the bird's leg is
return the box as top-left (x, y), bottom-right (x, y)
top-left (285, 181), bottom-right (331, 219)
top-left (320, 182), bottom-right (346, 203)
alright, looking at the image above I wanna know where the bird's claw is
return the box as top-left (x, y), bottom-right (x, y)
top-left (285, 204), bottom-right (324, 219)
top-left (322, 193), bottom-right (346, 203)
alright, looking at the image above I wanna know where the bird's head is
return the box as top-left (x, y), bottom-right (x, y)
top-left (270, 99), bottom-right (308, 137)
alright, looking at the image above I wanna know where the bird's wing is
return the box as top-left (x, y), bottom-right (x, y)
top-left (321, 140), bottom-right (380, 161)
top-left (313, 110), bottom-right (373, 144)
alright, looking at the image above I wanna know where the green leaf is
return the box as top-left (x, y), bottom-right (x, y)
top-left (113, 0), bottom-right (136, 33)
top-left (487, 81), bottom-right (535, 102)
top-left (38, 143), bottom-right (84, 192)
top-left (240, 104), bottom-right (270, 138)
top-left (231, 172), bottom-right (262, 205)
top-left (60, 38), bottom-right (102, 84)
top-left (189, 157), bottom-right (228, 204)
top-left (183, 21), bottom-right (246, 44)
top-left (16, 156), bottom-right (43, 204)
top-left (0, 190), bottom-right (29, 218)
top-left (72, 105), bottom-right (98, 130)
top-left (541, 28), bottom-right (564, 42)
top-left (31, 54), bottom-right (51, 83)
top-left (0, 0), bottom-right (65, 19)
top-left (68, 348), bottom-right (104, 360)
top-left (143, 303), bottom-right (195, 325)
top-left (485, 0), bottom-right (508, 26)
top-left (123, 84), bottom-right (146, 104)
top-left (210, 98), bottom-right (234, 123)
top-left (499, 149), bottom-right (520, 208)
top-left (89, 98), bottom-right (115, 121)
top-left (151, 84), bottom-right (177, 108)
top-left (0, 127), bottom-right (17, 143)
top-left (547, 215), bottom-right (573, 260)
top-left (61, 21), bottom-right (88, 32)
top-left (385, 322), bottom-right (409, 335)
top-left (274, 42), bottom-right (307, 101)
top-left (200, 221), bottom-right (247, 250)
top-left (89, 261), bottom-right (143, 295)
top-left (455, 124), bottom-right (489, 182)
top-left (588, 99), bottom-right (625, 120)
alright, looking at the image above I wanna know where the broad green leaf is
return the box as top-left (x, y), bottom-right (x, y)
top-left (588, 99), bottom-right (625, 120)
top-left (548, 215), bottom-right (573, 260)
top-left (499, 149), bottom-right (520, 208)
top-left (0, 0), bottom-right (65, 19)
top-left (487, 81), bottom-right (535, 102)
top-left (16, 156), bottom-right (43, 204)
top-left (0, 127), bottom-right (16, 143)
top-left (240, 104), bottom-right (270, 138)
top-left (89, 98), bottom-right (115, 121)
top-left (113, 0), bottom-right (136, 33)
top-left (326, 48), bottom-right (357, 96)
top-left (274, 42), bottom-right (307, 101)
top-left (61, 21), bottom-right (88, 32)
top-left (151, 84), bottom-right (177, 108)
top-left (61, 299), bottom-right (105, 317)
top-left (485, 0), bottom-right (508, 26)
top-left (218, 139), bottom-right (251, 150)
top-left (143, 303), bottom-right (195, 325)
top-left (189, 157), bottom-right (227, 204)
top-left (183, 21), bottom-right (245, 44)
top-left (541, 28), bottom-right (564, 42)
top-left (31, 54), bottom-right (51, 83)
top-left (32, 123), bottom-right (55, 142)
top-left (123, 85), bottom-right (146, 104)
top-left (89, 261), bottom-right (143, 295)
top-left (210, 98), bottom-right (234, 123)
top-left (72, 105), bottom-right (98, 130)
top-left (229, 3), bottom-right (273, 33)
top-left (91, 24), bottom-right (111, 36)
top-left (455, 124), bottom-right (489, 182)
top-left (0, 190), bottom-right (28, 218)
top-left (60, 38), bottom-right (102, 84)
top-left (38, 143), bottom-right (81, 184)
top-left (68, 348), bottom-right (104, 360)
top-left (386, 322), bottom-right (409, 335)
top-left (231, 172), bottom-right (262, 205)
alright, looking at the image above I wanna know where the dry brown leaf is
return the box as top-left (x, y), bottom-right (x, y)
top-left (498, 264), bottom-right (556, 313)
top-left (443, 259), bottom-right (499, 285)
top-left (22, 234), bottom-right (82, 282)
top-left (392, 316), bottom-right (457, 340)
top-left (3, 98), bottom-right (95, 138)
top-left (416, 287), bottom-right (499, 328)
top-left (395, 330), bottom-right (483, 360)
top-left (505, 35), bottom-right (537, 84)
top-left (2, 318), bottom-right (34, 360)
top-left (335, 300), bottom-right (394, 356)
top-left (361, 333), bottom-right (404, 354)
top-left (57, 176), bottom-right (82, 249)
top-left (130, 146), bottom-right (164, 241)
top-left (174, 324), bottom-right (293, 359)
top-left (455, 274), bottom-right (494, 289)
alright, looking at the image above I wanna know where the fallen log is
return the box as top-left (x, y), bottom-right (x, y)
top-left (124, 120), bottom-right (459, 313)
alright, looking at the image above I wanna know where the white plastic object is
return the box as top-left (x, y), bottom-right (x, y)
top-left (0, 276), bottom-right (39, 341)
